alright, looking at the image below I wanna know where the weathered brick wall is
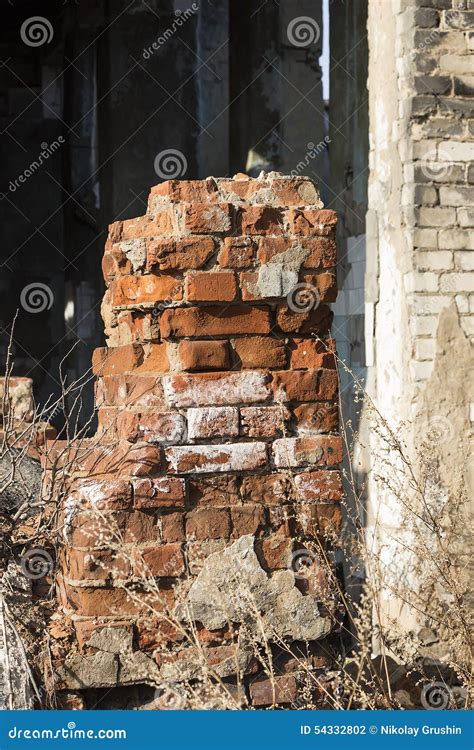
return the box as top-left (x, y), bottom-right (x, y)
top-left (367, 0), bottom-right (473, 647)
top-left (49, 173), bottom-right (343, 709)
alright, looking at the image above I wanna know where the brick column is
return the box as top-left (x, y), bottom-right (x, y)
top-left (51, 173), bottom-right (342, 709)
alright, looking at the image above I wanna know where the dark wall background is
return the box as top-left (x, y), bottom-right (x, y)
top-left (0, 0), bottom-right (367, 429)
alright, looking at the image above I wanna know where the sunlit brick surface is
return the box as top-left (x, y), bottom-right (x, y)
top-left (50, 173), bottom-right (342, 707)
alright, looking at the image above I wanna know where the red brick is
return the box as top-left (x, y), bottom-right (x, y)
top-left (186, 508), bottom-right (231, 539)
top-left (148, 178), bottom-right (218, 206)
top-left (62, 585), bottom-right (175, 617)
top-left (273, 436), bottom-right (343, 467)
top-left (160, 305), bottom-right (271, 338)
top-left (185, 271), bottom-right (237, 302)
top-left (301, 272), bottom-right (337, 303)
top-left (123, 511), bottom-right (161, 544)
top-left (108, 221), bottom-right (123, 242)
top-left (97, 407), bottom-right (118, 440)
top-left (177, 340), bottom-right (230, 371)
top-left (70, 479), bottom-right (133, 511)
top-left (290, 338), bottom-right (336, 369)
top-left (68, 441), bottom-right (162, 478)
top-left (116, 411), bottom-right (142, 440)
top-left (64, 510), bottom-right (160, 549)
top-left (166, 442), bottom-right (267, 474)
top-left (256, 237), bottom-right (290, 263)
top-left (184, 203), bottom-right (233, 233)
top-left (224, 175), bottom-right (321, 207)
top-left (250, 675), bottom-right (298, 706)
top-left (240, 405), bottom-right (290, 437)
top-left (110, 274), bottom-right (183, 306)
top-left (233, 337), bottom-right (287, 369)
top-left (117, 411), bottom-right (185, 444)
top-left (102, 243), bottom-right (133, 282)
top-left (161, 512), bottom-right (185, 542)
top-left (66, 511), bottom-right (122, 548)
top-left (218, 237), bottom-right (255, 268)
top-left (297, 504), bottom-right (342, 536)
top-left (257, 237), bottom-right (337, 269)
top-left (287, 208), bottom-right (337, 236)
top-left (137, 617), bottom-right (185, 650)
top-left (187, 407), bottom-right (239, 439)
top-left (136, 343), bottom-right (170, 373)
top-left (112, 309), bottom-right (160, 345)
top-left (294, 471), bottom-right (343, 502)
top-left (231, 505), bottom-right (266, 537)
top-left (92, 344), bottom-right (143, 376)
top-left (188, 476), bottom-right (240, 507)
top-left (303, 238), bottom-right (337, 268)
top-left (132, 544), bottom-right (185, 577)
top-left (196, 624), bottom-right (235, 644)
top-left (272, 369), bottom-right (338, 402)
top-left (217, 175), bottom-right (321, 208)
top-left (240, 206), bottom-right (284, 234)
top-left (65, 549), bottom-right (130, 581)
top-left (92, 344), bottom-right (169, 376)
top-left (98, 375), bottom-right (164, 409)
top-left (133, 477), bottom-right (186, 509)
top-left (147, 236), bottom-right (215, 271)
top-left (258, 528), bottom-right (293, 570)
top-left (293, 402), bottom-right (339, 433)
top-left (240, 474), bottom-right (293, 505)
top-left (264, 176), bottom-right (321, 206)
top-left (163, 371), bottom-right (270, 407)
top-left (121, 211), bottom-right (175, 240)
top-left (276, 303), bottom-right (333, 334)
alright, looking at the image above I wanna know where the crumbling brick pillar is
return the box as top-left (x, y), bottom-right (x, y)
top-left (50, 173), bottom-right (343, 709)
